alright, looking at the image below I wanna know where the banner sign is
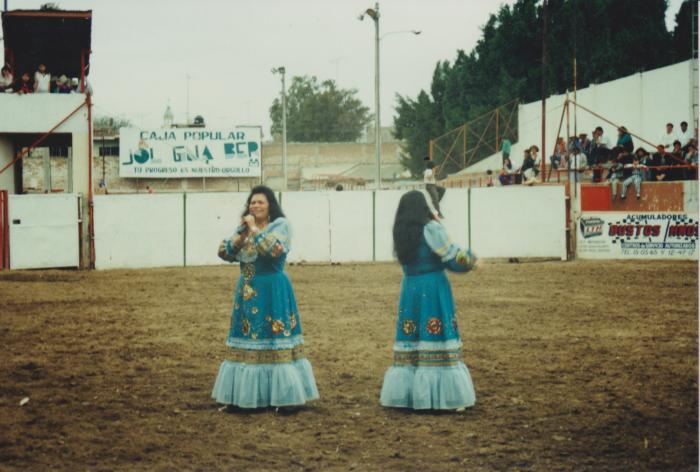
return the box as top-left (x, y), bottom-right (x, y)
top-left (119, 128), bottom-right (261, 178)
top-left (577, 212), bottom-right (698, 260)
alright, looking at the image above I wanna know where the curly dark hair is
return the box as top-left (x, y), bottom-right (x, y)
top-left (241, 185), bottom-right (285, 221)
top-left (393, 191), bottom-right (434, 265)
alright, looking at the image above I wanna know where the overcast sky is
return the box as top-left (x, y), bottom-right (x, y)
top-left (2, 0), bottom-right (688, 136)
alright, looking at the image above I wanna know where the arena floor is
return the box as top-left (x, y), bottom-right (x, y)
top-left (0, 260), bottom-right (697, 471)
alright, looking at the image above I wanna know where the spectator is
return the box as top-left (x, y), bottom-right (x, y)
top-left (549, 137), bottom-right (566, 176)
top-left (423, 159), bottom-right (436, 184)
top-left (485, 169), bottom-right (494, 187)
top-left (684, 143), bottom-right (697, 180)
top-left (678, 121), bottom-right (693, 148)
top-left (0, 65), bottom-right (13, 92)
top-left (590, 126), bottom-right (611, 167)
top-left (499, 156), bottom-right (514, 185)
top-left (659, 122), bottom-right (677, 150)
top-left (520, 148), bottom-right (537, 185)
top-left (34, 63), bottom-right (51, 93)
top-left (634, 147), bottom-right (652, 181)
top-left (501, 138), bottom-right (512, 165)
top-left (611, 126), bottom-right (634, 159)
top-left (56, 75), bottom-right (71, 94)
top-left (15, 72), bottom-right (33, 94)
top-left (606, 159), bottom-right (625, 199)
top-left (620, 156), bottom-right (646, 200)
top-left (665, 140), bottom-right (685, 181)
top-left (568, 147), bottom-right (586, 184)
top-left (577, 132), bottom-right (591, 156)
top-left (649, 145), bottom-right (667, 181)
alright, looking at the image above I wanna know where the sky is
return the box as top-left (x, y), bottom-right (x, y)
top-left (1, 0), bottom-right (688, 137)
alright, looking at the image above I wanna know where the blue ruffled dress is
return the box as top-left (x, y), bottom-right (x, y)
top-left (212, 217), bottom-right (319, 408)
top-left (380, 220), bottom-right (477, 410)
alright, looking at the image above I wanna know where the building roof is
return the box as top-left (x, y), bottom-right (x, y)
top-left (1, 9), bottom-right (93, 79)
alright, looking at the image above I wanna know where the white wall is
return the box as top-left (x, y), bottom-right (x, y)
top-left (282, 192), bottom-right (331, 262)
top-left (9, 194), bottom-right (79, 269)
top-left (328, 191), bottom-right (373, 262)
top-left (83, 188), bottom-right (568, 269)
top-left (471, 186), bottom-right (567, 260)
top-left (185, 192), bottom-right (249, 266)
top-left (0, 94), bottom-right (88, 134)
top-left (463, 59), bottom-right (697, 172)
top-left (93, 194), bottom-right (184, 269)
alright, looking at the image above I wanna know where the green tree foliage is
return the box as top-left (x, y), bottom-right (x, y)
top-left (394, 0), bottom-right (697, 177)
top-left (269, 76), bottom-right (371, 142)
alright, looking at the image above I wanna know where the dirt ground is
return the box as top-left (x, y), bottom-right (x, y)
top-left (0, 260), bottom-right (697, 471)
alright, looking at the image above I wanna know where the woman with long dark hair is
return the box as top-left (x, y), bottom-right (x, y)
top-left (380, 190), bottom-right (477, 411)
top-left (212, 185), bottom-right (319, 408)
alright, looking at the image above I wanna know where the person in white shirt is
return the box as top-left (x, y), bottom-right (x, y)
top-left (568, 147), bottom-right (586, 183)
top-left (423, 160), bottom-right (436, 184)
top-left (677, 121), bottom-right (694, 148)
top-left (33, 63), bottom-right (50, 93)
top-left (0, 65), bottom-right (13, 92)
top-left (659, 123), bottom-right (677, 150)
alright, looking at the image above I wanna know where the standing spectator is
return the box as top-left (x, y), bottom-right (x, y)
top-left (590, 126), bottom-right (611, 166)
top-left (568, 147), bottom-right (586, 183)
top-left (549, 137), bottom-right (566, 177)
top-left (678, 121), bottom-right (693, 148)
top-left (611, 126), bottom-right (634, 160)
top-left (0, 65), bottom-right (13, 92)
top-left (620, 156), bottom-right (646, 200)
top-left (501, 138), bottom-right (512, 165)
top-left (34, 63), bottom-right (51, 93)
top-left (15, 72), bottom-right (33, 94)
top-left (659, 123), bottom-right (677, 150)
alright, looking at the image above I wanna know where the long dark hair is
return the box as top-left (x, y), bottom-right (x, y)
top-left (241, 185), bottom-right (285, 221)
top-left (393, 191), bottom-right (433, 265)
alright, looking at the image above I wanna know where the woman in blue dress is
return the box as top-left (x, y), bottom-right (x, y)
top-left (380, 190), bottom-right (477, 410)
top-left (212, 186), bottom-right (319, 408)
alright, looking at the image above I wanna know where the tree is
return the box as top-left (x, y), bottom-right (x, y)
top-left (269, 76), bottom-right (371, 142)
top-left (394, 0), bottom-right (691, 176)
top-left (93, 116), bottom-right (132, 137)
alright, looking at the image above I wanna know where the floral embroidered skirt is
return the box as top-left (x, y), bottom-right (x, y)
top-left (212, 269), bottom-right (319, 408)
top-left (380, 270), bottom-right (476, 410)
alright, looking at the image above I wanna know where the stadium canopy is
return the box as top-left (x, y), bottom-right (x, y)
top-left (1, 9), bottom-right (92, 80)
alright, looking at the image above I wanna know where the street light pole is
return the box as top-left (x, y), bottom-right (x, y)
top-left (272, 66), bottom-right (287, 190)
top-left (360, 4), bottom-right (381, 189)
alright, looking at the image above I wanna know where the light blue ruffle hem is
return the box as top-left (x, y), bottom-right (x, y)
top-left (379, 362), bottom-right (476, 410)
top-left (211, 358), bottom-right (319, 408)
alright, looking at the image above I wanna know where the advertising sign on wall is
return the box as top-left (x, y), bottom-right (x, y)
top-left (119, 127), bottom-right (261, 178)
top-left (577, 212), bottom-right (698, 260)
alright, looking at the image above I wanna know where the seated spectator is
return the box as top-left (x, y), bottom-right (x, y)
top-left (568, 146), bottom-right (586, 183)
top-left (56, 75), bottom-right (71, 93)
top-left (577, 132), bottom-right (591, 156)
top-left (520, 148), bottom-right (537, 185)
top-left (611, 126), bottom-right (633, 160)
top-left (485, 169), bottom-right (494, 187)
top-left (649, 145), bottom-right (667, 181)
top-left (0, 65), bottom-right (14, 92)
top-left (620, 156), bottom-right (646, 200)
top-left (683, 143), bottom-right (697, 180)
top-left (634, 147), bottom-right (652, 181)
top-left (606, 159), bottom-right (625, 199)
top-left (499, 156), bottom-right (514, 185)
top-left (34, 63), bottom-right (51, 93)
top-left (665, 140), bottom-right (685, 181)
top-left (678, 121), bottom-right (693, 148)
top-left (659, 122), bottom-right (677, 151)
top-left (15, 72), bottom-right (33, 94)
